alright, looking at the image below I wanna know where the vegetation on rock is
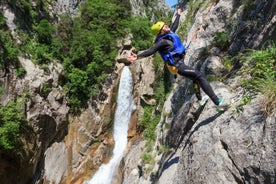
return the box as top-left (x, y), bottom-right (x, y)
top-left (239, 45), bottom-right (276, 116)
top-left (0, 101), bottom-right (25, 150)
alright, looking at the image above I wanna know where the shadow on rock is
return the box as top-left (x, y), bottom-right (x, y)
top-left (182, 112), bottom-right (222, 150)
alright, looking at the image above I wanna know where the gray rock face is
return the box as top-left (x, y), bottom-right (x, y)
top-left (0, 0), bottom-right (275, 183)
top-left (162, 88), bottom-right (275, 184)
top-left (54, 0), bottom-right (83, 16)
top-left (122, 80), bottom-right (275, 184)
top-left (120, 0), bottom-right (276, 184)
top-left (201, 56), bottom-right (228, 77)
top-left (130, 0), bottom-right (170, 17)
top-left (0, 55), bottom-right (70, 183)
top-left (44, 142), bottom-right (68, 184)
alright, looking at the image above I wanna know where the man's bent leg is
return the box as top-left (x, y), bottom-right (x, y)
top-left (178, 63), bottom-right (220, 105)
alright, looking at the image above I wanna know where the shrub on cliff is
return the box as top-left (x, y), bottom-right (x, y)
top-left (0, 101), bottom-right (25, 150)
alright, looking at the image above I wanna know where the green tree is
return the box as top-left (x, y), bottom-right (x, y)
top-left (129, 17), bottom-right (154, 51)
top-left (0, 101), bottom-right (25, 150)
top-left (57, 0), bottom-right (133, 111)
top-left (0, 12), bottom-right (19, 69)
top-left (34, 19), bottom-right (55, 44)
top-left (64, 68), bottom-right (89, 111)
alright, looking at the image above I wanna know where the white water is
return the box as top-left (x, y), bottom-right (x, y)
top-left (87, 66), bottom-right (135, 184)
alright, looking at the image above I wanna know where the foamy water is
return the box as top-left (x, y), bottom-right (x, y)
top-left (87, 66), bottom-right (135, 184)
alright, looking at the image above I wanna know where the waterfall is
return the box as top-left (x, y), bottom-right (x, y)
top-left (87, 66), bottom-right (135, 184)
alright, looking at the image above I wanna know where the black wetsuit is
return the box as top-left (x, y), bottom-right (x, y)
top-left (137, 14), bottom-right (220, 105)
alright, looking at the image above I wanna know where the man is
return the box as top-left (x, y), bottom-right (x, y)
top-left (127, 9), bottom-right (229, 111)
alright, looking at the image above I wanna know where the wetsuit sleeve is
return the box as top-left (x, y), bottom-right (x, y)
top-left (170, 14), bottom-right (181, 32)
top-left (137, 39), bottom-right (174, 58)
top-left (137, 45), bottom-right (159, 58)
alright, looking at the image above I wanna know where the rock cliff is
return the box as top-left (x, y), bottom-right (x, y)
top-left (120, 0), bottom-right (276, 184)
top-left (0, 0), bottom-right (275, 184)
top-left (0, 0), bottom-right (169, 183)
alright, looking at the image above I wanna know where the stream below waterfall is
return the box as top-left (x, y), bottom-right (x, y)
top-left (86, 66), bottom-right (135, 184)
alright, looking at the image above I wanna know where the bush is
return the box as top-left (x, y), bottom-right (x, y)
top-left (140, 106), bottom-right (161, 142)
top-left (56, 0), bottom-right (134, 111)
top-left (0, 13), bottom-right (5, 26)
top-left (64, 68), bottom-right (88, 111)
top-left (34, 19), bottom-right (55, 44)
top-left (211, 31), bottom-right (231, 50)
top-left (142, 152), bottom-right (154, 165)
top-left (16, 67), bottom-right (26, 78)
top-left (0, 101), bottom-right (25, 150)
top-left (128, 17), bottom-right (153, 51)
top-left (0, 30), bottom-right (19, 67)
top-left (32, 43), bottom-right (51, 64)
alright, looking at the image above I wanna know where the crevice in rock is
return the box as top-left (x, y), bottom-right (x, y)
top-left (181, 111), bottom-right (221, 150)
top-left (220, 140), bottom-right (245, 183)
top-left (220, 139), bottom-right (229, 151)
top-left (229, 170), bottom-right (244, 184)
top-left (243, 168), bottom-right (252, 183)
top-left (174, 102), bottom-right (206, 149)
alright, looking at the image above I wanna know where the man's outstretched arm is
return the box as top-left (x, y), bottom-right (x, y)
top-left (170, 8), bottom-right (183, 32)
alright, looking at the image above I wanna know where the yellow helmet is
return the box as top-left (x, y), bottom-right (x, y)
top-left (151, 21), bottom-right (165, 36)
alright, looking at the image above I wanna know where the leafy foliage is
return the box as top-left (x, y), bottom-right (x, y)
top-left (257, 74), bottom-right (276, 116)
top-left (140, 106), bottom-right (161, 142)
top-left (34, 19), bottom-right (55, 44)
top-left (128, 17), bottom-right (154, 51)
top-left (3, 0), bottom-right (165, 114)
top-left (211, 31), bottom-right (232, 50)
top-left (16, 67), bottom-right (26, 78)
top-left (0, 101), bottom-right (25, 150)
top-left (64, 68), bottom-right (89, 111)
top-left (0, 13), bottom-right (19, 70)
top-left (241, 0), bottom-right (255, 9)
top-left (52, 0), bottom-right (132, 111)
top-left (142, 152), bottom-right (154, 165)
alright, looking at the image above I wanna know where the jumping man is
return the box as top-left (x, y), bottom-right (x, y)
top-left (127, 9), bottom-right (229, 111)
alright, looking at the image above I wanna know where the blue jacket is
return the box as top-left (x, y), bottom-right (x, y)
top-left (155, 31), bottom-right (186, 66)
